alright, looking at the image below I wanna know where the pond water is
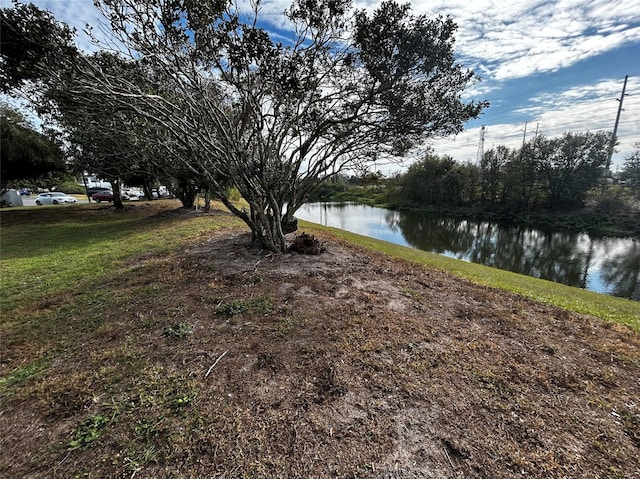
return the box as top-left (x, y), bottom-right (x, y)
top-left (296, 202), bottom-right (640, 301)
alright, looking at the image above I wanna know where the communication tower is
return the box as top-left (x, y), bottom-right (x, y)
top-left (476, 125), bottom-right (486, 163)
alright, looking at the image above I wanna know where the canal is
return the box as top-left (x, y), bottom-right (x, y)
top-left (296, 202), bottom-right (640, 300)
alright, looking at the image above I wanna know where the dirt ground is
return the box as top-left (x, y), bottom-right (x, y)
top-left (1, 209), bottom-right (639, 478)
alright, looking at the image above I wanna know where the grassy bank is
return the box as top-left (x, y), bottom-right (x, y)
top-left (0, 201), bottom-right (243, 382)
top-left (300, 222), bottom-right (639, 331)
top-left (1, 201), bottom-right (637, 343)
top-left (1, 201), bottom-right (240, 312)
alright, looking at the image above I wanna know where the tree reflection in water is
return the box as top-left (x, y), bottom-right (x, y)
top-left (599, 239), bottom-right (640, 300)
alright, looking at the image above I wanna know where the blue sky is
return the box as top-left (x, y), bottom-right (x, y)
top-left (7, 0), bottom-right (640, 173)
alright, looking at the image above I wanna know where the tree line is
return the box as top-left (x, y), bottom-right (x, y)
top-left (393, 134), bottom-right (640, 212)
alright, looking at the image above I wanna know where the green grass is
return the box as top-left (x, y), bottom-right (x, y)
top-left (300, 221), bottom-right (640, 331)
top-left (1, 203), bottom-right (237, 313)
top-left (0, 355), bottom-right (51, 390)
top-left (0, 201), bottom-right (242, 397)
top-left (68, 413), bottom-right (114, 450)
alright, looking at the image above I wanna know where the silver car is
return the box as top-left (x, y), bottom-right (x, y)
top-left (35, 192), bottom-right (78, 205)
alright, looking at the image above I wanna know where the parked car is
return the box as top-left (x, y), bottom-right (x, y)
top-left (121, 190), bottom-right (140, 201)
top-left (91, 190), bottom-right (114, 202)
top-left (92, 190), bottom-right (139, 202)
top-left (35, 192), bottom-right (78, 205)
top-left (19, 188), bottom-right (31, 196)
top-left (86, 187), bottom-right (111, 197)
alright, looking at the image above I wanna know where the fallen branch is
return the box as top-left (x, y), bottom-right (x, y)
top-left (443, 446), bottom-right (455, 472)
top-left (205, 350), bottom-right (229, 378)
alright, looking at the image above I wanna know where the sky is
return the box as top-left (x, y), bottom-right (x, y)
top-left (5, 0), bottom-right (640, 174)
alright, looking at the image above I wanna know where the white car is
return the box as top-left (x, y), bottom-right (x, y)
top-left (35, 192), bottom-right (78, 205)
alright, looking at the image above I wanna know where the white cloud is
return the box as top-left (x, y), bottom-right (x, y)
top-left (410, 0), bottom-right (640, 81)
top-left (21, 0), bottom-right (640, 81)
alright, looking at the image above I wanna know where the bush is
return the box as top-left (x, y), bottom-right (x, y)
top-left (307, 180), bottom-right (347, 202)
top-left (588, 187), bottom-right (633, 215)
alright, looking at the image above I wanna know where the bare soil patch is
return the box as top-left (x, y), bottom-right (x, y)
top-left (1, 216), bottom-right (639, 478)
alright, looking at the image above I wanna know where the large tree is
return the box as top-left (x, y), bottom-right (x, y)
top-left (401, 153), bottom-right (462, 206)
top-left (480, 145), bottom-right (512, 206)
top-left (44, 52), bottom-right (177, 210)
top-left (534, 131), bottom-right (610, 209)
top-left (34, 0), bottom-right (486, 251)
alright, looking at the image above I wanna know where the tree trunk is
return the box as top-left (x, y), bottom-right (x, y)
top-left (253, 210), bottom-right (299, 253)
top-left (203, 189), bottom-right (212, 213)
top-left (110, 179), bottom-right (124, 210)
top-left (175, 182), bottom-right (198, 208)
top-left (142, 177), bottom-right (154, 201)
top-left (219, 194), bottom-right (299, 254)
top-left (281, 214), bottom-right (298, 235)
top-left (251, 205), bottom-right (287, 252)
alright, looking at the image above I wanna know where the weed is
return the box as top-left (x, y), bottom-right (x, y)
top-left (274, 312), bottom-right (305, 338)
top-left (67, 413), bottom-right (113, 450)
top-left (162, 322), bottom-right (193, 338)
top-left (216, 300), bottom-right (249, 317)
top-left (171, 392), bottom-right (197, 412)
top-left (0, 358), bottom-right (49, 390)
top-left (215, 296), bottom-right (273, 318)
top-left (251, 296), bottom-right (274, 313)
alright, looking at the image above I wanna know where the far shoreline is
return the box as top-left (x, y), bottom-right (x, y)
top-left (308, 189), bottom-right (640, 238)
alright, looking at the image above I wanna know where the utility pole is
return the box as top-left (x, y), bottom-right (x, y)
top-left (605, 75), bottom-right (629, 181)
top-left (521, 121), bottom-right (528, 148)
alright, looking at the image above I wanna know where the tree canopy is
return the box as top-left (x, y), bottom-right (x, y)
top-left (65, 0), bottom-right (484, 251)
top-left (44, 52), bottom-right (169, 210)
top-left (392, 131), bottom-right (614, 212)
top-left (621, 143), bottom-right (640, 195)
top-left (0, 1), bottom-right (77, 93)
top-left (534, 131), bottom-right (610, 208)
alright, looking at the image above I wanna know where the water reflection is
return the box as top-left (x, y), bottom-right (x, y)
top-left (599, 240), bottom-right (640, 300)
top-left (297, 202), bottom-right (640, 300)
